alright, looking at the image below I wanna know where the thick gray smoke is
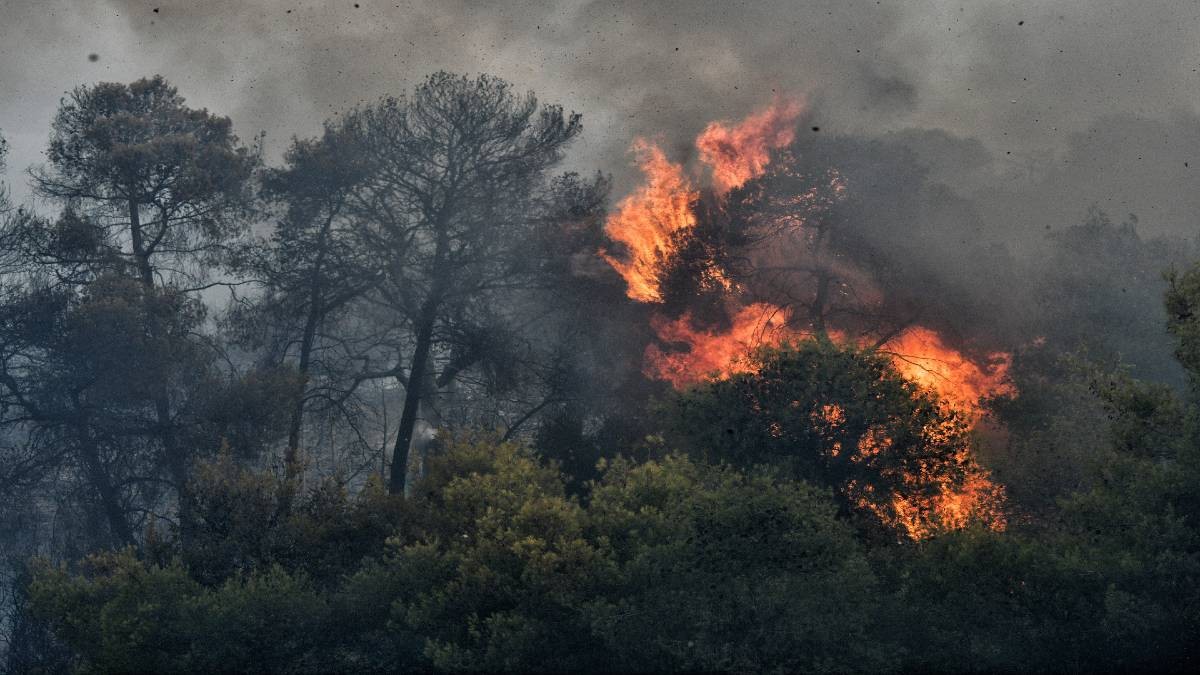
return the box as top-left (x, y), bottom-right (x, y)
top-left (2, 1), bottom-right (1199, 235)
top-left (2, 0), bottom-right (1197, 382)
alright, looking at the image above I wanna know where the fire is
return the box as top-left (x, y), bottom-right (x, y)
top-left (601, 97), bottom-right (1013, 539)
top-left (642, 309), bottom-right (1011, 539)
top-left (601, 140), bottom-right (699, 302)
top-left (644, 303), bottom-right (794, 387)
top-left (602, 98), bottom-right (804, 302)
top-left (882, 454), bottom-right (1009, 540)
top-left (696, 97), bottom-right (805, 193)
top-left (847, 415), bottom-right (1008, 540)
top-left (851, 464), bottom-right (1008, 541)
top-left (643, 308), bottom-right (1011, 418)
top-left (882, 327), bottom-right (1014, 418)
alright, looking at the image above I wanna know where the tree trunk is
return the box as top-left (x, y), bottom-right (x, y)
top-left (284, 215), bottom-right (333, 481)
top-left (388, 207), bottom-right (451, 495)
top-left (129, 199), bottom-right (191, 535)
top-left (388, 316), bottom-right (435, 495)
top-left (75, 423), bottom-right (134, 547)
top-left (127, 199), bottom-right (156, 288)
top-left (812, 269), bottom-right (831, 337)
top-left (810, 222), bottom-right (833, 338)
top-left (407, 374), bottom-right (452, 496)
top-left (285, 301), bottom-right (320, 479)
top-left (277, 304), bottom-right (318, 517)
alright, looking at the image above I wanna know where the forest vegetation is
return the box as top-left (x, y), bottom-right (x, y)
top-left (1, 72), bottom-right (1199, 673)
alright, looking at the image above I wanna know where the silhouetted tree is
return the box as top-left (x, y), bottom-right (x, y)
top-left (0, 77), bottom-right (260, 544)
top-left (241, 122), bottom-right (378, 479)
top-left (336, 72), bottom-right (584, 494)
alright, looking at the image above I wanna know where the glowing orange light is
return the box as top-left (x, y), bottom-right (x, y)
top-left (643, 303), bottom-right (794, 386)
top-left (601, 140), bottom-right (698, 302)
top-left (641, 311), bottom-right (1011, 539)
top-left (643, 309), bottom-right (1011, 419)
top-left (696, 97), bottom-right (805, 193)
top-left (883, 462), bottom-right (1009, 540)
top-left (882, 326), bottom-right (1014, 418)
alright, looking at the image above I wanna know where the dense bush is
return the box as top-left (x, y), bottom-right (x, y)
top-left (7, 71), bottom-right (1200, 673)
top-left (27, 398), bottom-right (1200, 672)
top-left (26, 435), bottom-right (892, 672)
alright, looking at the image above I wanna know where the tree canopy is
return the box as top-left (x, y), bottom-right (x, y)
top-left (4, 72), bottom-right (1200, 673)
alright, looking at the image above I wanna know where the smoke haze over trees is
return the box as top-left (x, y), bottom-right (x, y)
top-left (2, 2), bottom-right (1200, 672)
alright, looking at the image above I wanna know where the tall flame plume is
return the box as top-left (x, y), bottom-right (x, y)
top-left (601, 140), bottom-right (698, 302)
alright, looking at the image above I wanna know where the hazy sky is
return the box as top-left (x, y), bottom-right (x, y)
top-left (3, 0), bottom-right (1200, 239)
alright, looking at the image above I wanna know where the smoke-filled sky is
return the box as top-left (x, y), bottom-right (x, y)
top-left (3, 0), bottom-right (1200, 242)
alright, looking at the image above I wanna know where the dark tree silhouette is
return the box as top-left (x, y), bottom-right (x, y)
top-left (0, 77), bottom-right (259, 543)
top-left (336, 72), bottom-right (584, 494)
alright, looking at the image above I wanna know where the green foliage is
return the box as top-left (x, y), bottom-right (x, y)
top-left (1, 74), bottom-right (264, 556)
top-left (902, 361), bottom-right (1200, 672)
top-left (29, 553), bottom-right (332, 673)
top-left (172, 452), bottom-right (407, 587)
top-left (883, 528), bottom-right (1103, 672)
top-left (1166, 262), bottom-right (1200, 385)
top-left (1090, 368), bottom-right (1192, 460)
top-left (192, 567), bottom-right (330, 673)
top-left (587, 456), bottom-right (888, 673)
top-left (1054, 424), bottom-right (1200, 668)
top-left (188, 366), bottom-right (301, 459)
top-left (22, 302), bottom-right (1200, 674)
top-left (1037, 208), bottom-right (1193, 387)
top-left (15, 66), bottom-right (1200, 675)
top-left (25, 405), bottom-right (1200, 673)
top-left (28, 435), bottom-right (895, 673)
top-left (532, 408), bottom-right (608, 493)
top-left (883, 450), bottom-right (1200, 672)
top-left (983, 347), bottom-right (1186, 514)
top-left (389, 436), bottom-right (609, 671)
top-left (38, 75), bottom-right (256, 226)
top-left (663, 339), bottom-right (981, 536)
top-left (29, 553), bottom-right (201, 672)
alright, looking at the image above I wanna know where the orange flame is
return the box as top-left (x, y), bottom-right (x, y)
top-left (644, 303), bottom-right (794, 386)
top-left (882, 327), bottom-right (1015, 418)
top-left (646, 312), bottom-right (1012, 418)
top-left (601, 96), bottom-right (1011, 539)
top-left (850, 463), bottom-right (1008, 540)
top-left (696, 98), bottom-right (805, 193)
top-left (602, 99), bottom-right (804, 301)
top-left (891, 468), bottom-right (1009, 539)
top-left (601, 140), bottom-right (698, 302)
top-left (641, 307), bottom-right (1011, 539)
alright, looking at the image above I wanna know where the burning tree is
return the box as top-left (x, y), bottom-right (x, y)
top-left (663, 340), bottom-right (1006, 539)
top-left (600, 99), bottom-right (1012, 537)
